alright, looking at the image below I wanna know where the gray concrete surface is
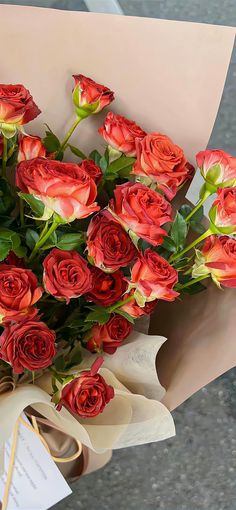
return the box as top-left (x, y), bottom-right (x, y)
top-left (1, 1), bottom-right (236, 509)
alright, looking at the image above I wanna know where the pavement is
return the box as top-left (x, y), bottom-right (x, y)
top-left (1, 1), bottom-right (236, 509)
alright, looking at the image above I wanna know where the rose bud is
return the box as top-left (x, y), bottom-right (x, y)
top-left (0, 319), bottom-right (56, 374)
top-left (193, 235), bottom-right (236, 288)
top-left (79, 159), bottom-right (103, 185)
top-left (16, 158), bottom-right (100, 222)
top-left (85, 267), bottom-right (127, 307)
top-left (120, 290), bottom-right (158, 318)
top-left (209, 187), bottom-right (236, 234)
top-left (72, 74), bottom-right (114, 118)
top-left (4, 251), bottom-right (25, 268)
top-left (43, 248), bottom-right (92, 303)
top-left (132, 133), bottom-right (188, 200)
top-left (128, 248), bottom-right (179, 306)
top-left (0, 84), bottom-right (40, 138)
top-left (87, 210), bottom-right (137, 271)
top-left (0, 265), bottom-right (43, 323)
top-left (87, 315), bottom-right (133, 355)
top-left (196, 149), bottom-right (236, 192)
top-left (98, 112), bottom-right (146, 157)
top-left (109, 182), bottom-right (172, 246)
top-left (18, 134), bottom-right (46, 162)
top-left (58, 357), bottom-right (114, 418)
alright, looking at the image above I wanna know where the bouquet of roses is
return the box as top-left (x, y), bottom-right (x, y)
top-left (0, 73), bottom-right (235, 422)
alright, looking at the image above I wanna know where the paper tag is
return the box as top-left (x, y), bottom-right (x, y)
top-left (0, 414), bottom-right (72, 510)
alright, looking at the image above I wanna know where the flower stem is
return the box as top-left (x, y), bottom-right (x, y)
top-left (108, 295), bottom-right (134, 313)
top-left (2, 136), bottom-right (8, 178)
top-left (177, 274), bottom-right (209, 290)
top-left (59, 117), bottom-right (82, 153)
top-left (185, 190), bottom-right (211, 222)
top-left (19, 198), bottom-right (24, 227)
top-left (169, 228), bottom-right (212, 263)
top-left (29, 221), bottom-right (59, 261)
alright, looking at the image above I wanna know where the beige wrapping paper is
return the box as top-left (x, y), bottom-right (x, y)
top-left (0, 4), bottom-right (235, 472)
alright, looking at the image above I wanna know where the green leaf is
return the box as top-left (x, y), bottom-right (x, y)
top-left (54, 355), bottom-right (66, 372)
top-left (190, 205), bottom-right (204, 222)
top-left (190, 221), bottom-right (205, 234)
top-left (56, 233), bottom-right (85, 251)
top-left (13, 245), bottom-right (27, 258)
top-left (66, 343), bottom-right (82, 369)
top-left (105, 155), bottom-right (135, 180)
top-left (85, 307), bottom-right (110, 325)
top-left (18, 193), bottom-right (45, 217)
top-left (116, 309), bottom-right (135, 324)
top-left (68, 144), bottom-right (87, 160)
top-left (41, 231), bottom-right (58, 250)
top-left (0, 239), bottom-right (12, 261)
top-left (172, 257), bottom-right (189, 270)
top-left (162, 236), bottom-right (176, 253)
top-left (170, 212), bottom-right (188, 250)
top-left (179, 204), bottom-right (192, 219)
top-left (89, 150), bottom-right (102, 165)
top-left (99, 155), bottom-right (108, 172)
top-left (182, 282), bottom-right (206, 295)
top-left (26, 229), bottom-right (40, 250)
top-left (43, 126), bottom-right (60, 153)
top-left (0, 178), bottom-right (15, 215)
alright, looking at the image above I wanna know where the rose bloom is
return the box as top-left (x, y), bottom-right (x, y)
top-left (87, 315), bottom-right (133, 355)
top-left (120, 291), bottom-right (158, 318)
top-left (58, 357), bottom-right (114, 418)
top-left (72, 75), bottom-right (114, 117)
top-left (193, 235), bottom-right (236, 287)
top-left (209, 187), bottom-right (236, 234)
top-left (86, 266), bottom-right (127, 307)
top-left (128, 248), bottom-right (179, 306)
top-left (196, 149), bottom-right (236, 189)
top-left (132, 133), bottom-right (188, 200)
top-left (16, 158), bottom-right (100, 222)
top-left (0, 265), bottom-right (43, 323)
top-left (0, 319), bottom-right (56, 374)
top-left (109, 182), bottom-right (172, 246)
top-left (18, 134), bottom-right (46, 162)
top-left (80, 159), bottom-right (103, 184)
top-left (98, 112), bottom-right (146, 157)
top-left (0, 84), bottom-right (40, 135)
top-left (43, 248), bottom-right (92, 303)
top-left (87, 210), bottom-right (137, 271)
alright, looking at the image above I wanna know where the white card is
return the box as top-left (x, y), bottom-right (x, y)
top-left (0, 414), bottom-right (72, 510)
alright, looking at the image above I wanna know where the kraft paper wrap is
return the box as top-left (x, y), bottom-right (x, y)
top-left (0, 3), bottom-right (235, 473)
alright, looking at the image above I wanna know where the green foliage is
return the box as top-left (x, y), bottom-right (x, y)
top-left (85, 306), bottom-right (110, 325)
top-left (115, 309), bottom-right (135, 324)
top-left (170, 212), bottom-right (188, 251)
top-left (19, 193), bottom-right (46, 218)
top-left (25, 229), bottom-right (39, 250)
top-left (89, 150), bottom-right (102, 165)
top-left (0, 178), bottom-right (15, 215)
top-left (105, 155), bottom-right (135, 181)
top-left (0, 228), bottom-right (25, 261)
top-left (68, 144), bottom-right (87, 160)
top-left (56, 232), bottom-right (85, 251)
top-left (43, 125), bottom-right (60, 153)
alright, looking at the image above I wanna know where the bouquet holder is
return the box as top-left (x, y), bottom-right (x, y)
top-left (0, 3), bottom-right (235, 480)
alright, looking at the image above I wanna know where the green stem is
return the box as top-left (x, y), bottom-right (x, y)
top-left (108, 295), bottom-right (134, 313)
top-left (59, 117), bottom-right (82, 153)
top-left (185, 191), bottom-right (211, 222)
top-left (39, 221), bottom-right (49, 241)
top-left (29, 221), bottom-right (59, 261)
top-left (2, 136), bottom-right (8, 178)
top-left (170, 228), bottom-right (212, 263)
top-left (177, 274), bottom-right (210, 290)
top-left (19, 198), bottom-right (24, 227)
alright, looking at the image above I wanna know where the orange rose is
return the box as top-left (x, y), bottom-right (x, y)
top-left (0, 84), bottom-right (40, 137)
top-left (98, 112), bottom-right (146, 156)
top-left (132, 133), bottom-right (188, 200)
top-left (18, 134), bottom-right (46, 162)
top-left (193, 235), bottom-right (236, 287)
top-left (72, 75), bottom-right (114, 118)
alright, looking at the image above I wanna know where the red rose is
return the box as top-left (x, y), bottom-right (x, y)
top-left (85, 266), bottom-right (127, 307)
top-left (4, 251), bottom-right (25, 268)
top-left (80, 159), bottom-right (103, 184)
top-left (18, 134), bottom-right (46, 162)
top-left (72, 75), bottom-right (114, 117)
top-left (121, 291), bottom-right (158, 318)
top-left (128, 248), bottom-right (179, 306)
top-left (87, 315), bottom-right (132, 354)
top-left (16, 158), bottom-right (100, 222)
top-left (132, 133), bottom-right (188, 200)
top-left (209, 187), bottom-right (236, 234)
top-left (98, 112), bottom-right (146, 156)
top-left (109, 182), bottom-right (172, 246)
top-left (0, 84), bottom-right (40, 136)
top-left (193, 235), bottom-right (236, 287)
top-left (43, 248), bottom-right (92, 303)
top-left (58, 357), bottom-right (114, 418)
top-left (0, 265), bottom-right (43, 323)
top-left (87, 210), bottom-right (137, 271)
top-left (0, 319), bottom-right (56, 374)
